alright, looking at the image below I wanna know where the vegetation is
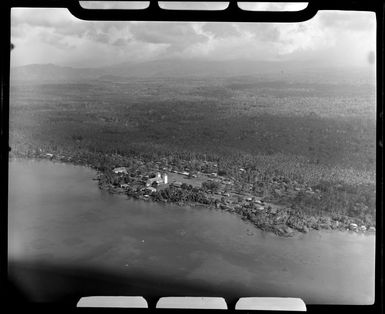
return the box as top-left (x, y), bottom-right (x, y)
top-left (9, 73), bottom-right (377, 234)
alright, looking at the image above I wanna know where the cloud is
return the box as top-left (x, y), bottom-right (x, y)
top-left (201, 23), bottom-right (241, 39)
top-left (10, 8), bottom-right (376, 68)
top-left (318, 10), bottom-right (376, 32)
top-left (112, 37), bottom-right (129, 47)
top-left (237, 23), bottom-right (281, 42)
top-left (130, 22), bottom-right (209, 46)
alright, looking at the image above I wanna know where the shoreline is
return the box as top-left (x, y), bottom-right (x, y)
top-left (9, 152), bottom-right (376, 238)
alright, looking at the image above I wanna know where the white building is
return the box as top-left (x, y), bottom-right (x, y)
top-left (113, 167), bottom-right (128, 174)
top-left (145, 172), bottom-right (169, 186)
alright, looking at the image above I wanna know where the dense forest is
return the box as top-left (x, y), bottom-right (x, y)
top-left (9, 73), bottom-right (377, 234)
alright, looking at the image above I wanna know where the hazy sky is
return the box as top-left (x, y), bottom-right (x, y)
top-left (10, 2), bottom-right (376, 68)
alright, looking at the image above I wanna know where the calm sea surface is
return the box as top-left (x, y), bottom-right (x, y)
top-left (8, 159), bottom-right (375, 305)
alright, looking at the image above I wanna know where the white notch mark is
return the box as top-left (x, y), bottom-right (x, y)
top-left (79, 1), bottom-right (150, 10)
top-left (235, 297), bottom-right (307, 311)
top-left (238, 2), bottom-right (308, 12)
top-left (159, 1), bottom-right (229, 10)
top-left (77, 296), bottom-right (148, 308)
top-left (156, 297), bottom-right (228, 309)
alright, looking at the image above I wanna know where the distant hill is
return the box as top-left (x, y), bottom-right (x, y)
top-left (11, 59), bottom-right (286, 83)
top-left (102, 59), bottom-right (288, 78)
top-left (10, 59), bottom-right (375, 84)
top-left (10, 64), bottom-right (106, 83)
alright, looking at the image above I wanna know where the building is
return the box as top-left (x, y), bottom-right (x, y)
top-left (113, 167), bottom-right (128, 175)
top-left (162, 173), bottom-right (168, 184)
top-left (171, 181), bottom-right (182, 188)
top-left (146, 178), bottom-right (161, 187)
top-left (146, 172), bottom-right (168, 187)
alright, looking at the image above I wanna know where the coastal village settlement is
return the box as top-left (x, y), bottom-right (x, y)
top-left (14, 149), bottom-right (375, 237)
top-left (104, 161), bottom-right (373, 237)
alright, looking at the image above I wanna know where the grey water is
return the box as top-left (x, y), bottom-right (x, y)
top-left (8, 159), bottom-right (375, 305)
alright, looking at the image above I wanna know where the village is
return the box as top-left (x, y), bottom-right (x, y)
top-left (12, 148), bottom-right (375, 237)
top-left (100, 159), bottom-right (374, 237)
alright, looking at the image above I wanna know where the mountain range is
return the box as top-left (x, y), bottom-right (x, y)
top-left (10, 58), bottom-right (375, 84)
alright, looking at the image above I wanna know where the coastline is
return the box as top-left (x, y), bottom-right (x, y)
top-left (9, 151), bottom-right (376, 238)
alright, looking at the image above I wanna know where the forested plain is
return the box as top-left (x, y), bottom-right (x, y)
top-left (9, 72), bottom-right (377, 232)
